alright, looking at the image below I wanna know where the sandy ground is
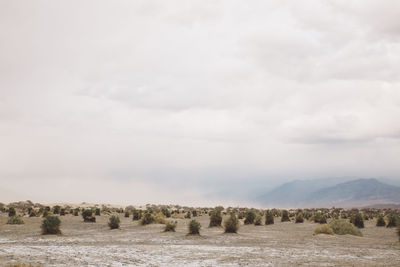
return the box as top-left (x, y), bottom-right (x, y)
top-left (0, 214), bottom-right (399, 266)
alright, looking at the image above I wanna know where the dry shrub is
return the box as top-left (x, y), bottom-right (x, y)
top-left (314, 225), bottom-right (334, 235)
top-left (164, 220), bottom-right (177, 232)
top-left (329, 219), bottom-right (362, 236)
top-left (376, 215), bottom-right (386, 227)
top-left (224, 213), bottom-right (239, 233)
top-left (7, 216), bottom-right (24, 225)
top-left (41, 216), bottom-right (61, 235)
top-left (108, 215), bottom-right (120, 229)
top-left (188, 219), bottom-right (201, 235)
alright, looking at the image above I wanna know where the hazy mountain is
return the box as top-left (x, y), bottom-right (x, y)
top-left (258, 178), bottom-right (400, 208)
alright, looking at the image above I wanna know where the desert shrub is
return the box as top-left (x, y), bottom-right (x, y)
top-left (29, 209), bottom-right (37, 217)
top-left (161, 208), bottom-right (171, 218)
top-left (192, 210), bottom-right (198, 217)
top-left (188, 219), bottom-right (201, 235)
top-left (60, 209), bottom-right (65, 216)
top-left (319, 215), bottom-right (327, 224)
top-left (209, 209), bottom-right (223, 227)
top-left (185, 211), bottom-right (192, 219)
top-left (254, 215), bottom-right (262, 226)
top-left (295, 213), bottom-right (304, 223)
top-left (376, 215), bottom-right (386, 227)
top-left (224, 213), bottom-right (239, 233)
top-left (95, 208), bottom-right (101, 216)
top-left (164, 220), bottom-right (177, 232)
top-left (314, 224), bottom-right (334, 235)
top-left (132, 209), bottom-right (141, 220)
top-left (108, 215), bottom-right (120, 229)
top-left (238, 212), bottom-right (245, 220)
top-left (329, 219), bottom-right (362, 236)
top-left (387, 214), bottom-right (398, 228)
top-left (7, 216), bottom-right (25, 225)
top-left (397, 220), bottom-right (400, 241)
top-left (153, 212), bottom-right (167, 224)
top-left (281, 210), bottom-right (290, 222)
top-left (53, 206), bottom-right (61, 214)
top-left (265, 211), bottom-right (274, 225)
top-left (82, 209), bottom-right (96, 222)
top-left (140, 212), bottom-right (155, 225)
top-left (351, 213), bottom-right (364, 228)
top-left (42, 210), bottom-right (49, 217)
top-left (124, 211), bottom-right (130, 218)
top-left (41, 216), bottom-right (61, 235)
top-left (73, 209), bottom-right (79, 216)
top-left (8, 207), bottom-right (16, 217)
top-left (244, 210), bottom-right (256, 224)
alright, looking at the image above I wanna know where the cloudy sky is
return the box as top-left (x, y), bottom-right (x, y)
top-left (1, 0), bottom-right (400, 206)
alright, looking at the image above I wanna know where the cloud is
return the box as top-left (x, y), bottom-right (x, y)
top-left (0, 0), bottom-right (400, 205)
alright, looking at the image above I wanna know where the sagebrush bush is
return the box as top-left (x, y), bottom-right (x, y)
top-left (164, 220), bottom-right (177, 232)
top-left (314, 224), bottom-right (334, 235)
top-left (295, 213), bottom-right (304, 223)
top-left (82, 209), bottom-right (96, 222)
top-left (329, 219), bottom-right (362, 236)
top-left (60, 209), bottom-right (65, 216)
top-left (140, 212), bottom-right (154, 225)
top-left (387, 214), bottom-right (398, 228)
top-left (351, 213), bottom-right (364, 228)
top-left (53, 206), bottom-right (61, 214)
top-left (29, 209), bottom-right (37, 217)
top-left (281, 210), bottom-right (290, 222)
top-left (41, 216), bottom-right (61, 235)
top-left (224, 213), bottom-right (239, 233)
top-left (42, 210), bottom-right (49, 218)
top-left (132, 209), bottom-right (141, 220)
top-left (244, 210), bottom-right (256, 224)
top-left (397, 220), bottom-right (400, 241)
top-left (8, 207), bottom-right (16, 217)
top-left (95, 208), bottom-right (101, 216)
top-left (188, 219), bottom-right (201, 235)
top-left (254, 215), bottom-right (262, 226)
top-left (209, 209), bottom-right (222, 227)
top-left (108, 215), bottom-right (120, 229)
top-left (73, 209), bottom-right (79, 216)
top-left (7, 216), bottom-right (24, 225)
top-left (185, 211), bottom-right (192, 219)
top-left (124, 211), bottom-right (130, 218)
top-left (161, 208), bottom-right (171, 218)
top-left (376, 215), bottom-right (386, 227)
top-left (265, 210), bottom-right (274, 225)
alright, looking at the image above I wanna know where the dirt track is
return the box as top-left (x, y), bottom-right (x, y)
top-left (1, 214), bottom-right (399, 266)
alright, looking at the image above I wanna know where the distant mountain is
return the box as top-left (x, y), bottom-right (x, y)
top-left (258, 178), bottom-right (400, 208)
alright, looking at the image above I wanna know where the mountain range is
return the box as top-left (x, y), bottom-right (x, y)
top-left (257, 178), bottom-right (400, 208)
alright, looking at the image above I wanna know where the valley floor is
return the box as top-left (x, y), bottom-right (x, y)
top-left (0, 215), bottom-right (399, 266)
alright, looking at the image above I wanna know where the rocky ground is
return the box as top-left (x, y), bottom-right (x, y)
top-left (0, 214), bottom-right (399, 266)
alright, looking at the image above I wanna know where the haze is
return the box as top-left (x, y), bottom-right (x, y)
top-left (1, 0), bottom-right (400, 206)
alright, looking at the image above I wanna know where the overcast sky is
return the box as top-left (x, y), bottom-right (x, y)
top-left (1, 0), bottom-right (400, 205)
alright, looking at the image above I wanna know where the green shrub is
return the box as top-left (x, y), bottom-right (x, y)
top-left (8, 207), bottom-right (16, 217)
top-left (53, 206), bottom-right (61, 214)
top-left (7, 216), bottom-right (24, 225)
top-left (329, 219), bottom-right (362, 236)
top-left (351, 213), bottom-right (364, 228)
top-left (387, 214), bottom-right (398, 228)
top-left (161, 208), bottom-right (171, 218)
top-left (314, 224), bottom-right (334, 235)
top-left (29, 209), bottom-right (37, 217)
top-left (254, 215), bottom-right (262, 226)
top-left (73, 209), bottom-right (79, 216)
top-left (95, 208), bottom-right (101, 216)
top-left (164, 220), bottom-right (177, 232)
top-left (244, 210), bottom-right (256, 224)
top-left (281, 210), bottom-right (290, 222)
top-left (41, 216), bottom-right (61, 235)
top-left (108, 215), bottom-right (120, 229)
top-left (209, 209), bottom-right (222, 227)
top-left (224, 213), bottom-right (239, 233)
top-left (188, 219), bottom-right (201, 235)
top-left (60, 209), bottom-right (66, 216)
top-left (124, 211), bottom-right (130, 218)
top-left (397, 219), bottom-right (400, 241)
top-left (295, 213), bottom-right (304, 223)
top-left (265, 210), bottom-right (274, 225)
top-left (82, 209), bottom-right (96, 222)
top-left (132, 209), bottom-right (141, 220)
top-left (376, 215), bottom-right (386, 227)
top-left (185, 211), bottom-right (192, 219)
top-left (42, 210), bottom-right (49, 217)
top-left (192, 210), bottom-right (198, 217)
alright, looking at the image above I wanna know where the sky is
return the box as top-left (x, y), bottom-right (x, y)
top-left (1, 0), bottom-right (400, 206)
